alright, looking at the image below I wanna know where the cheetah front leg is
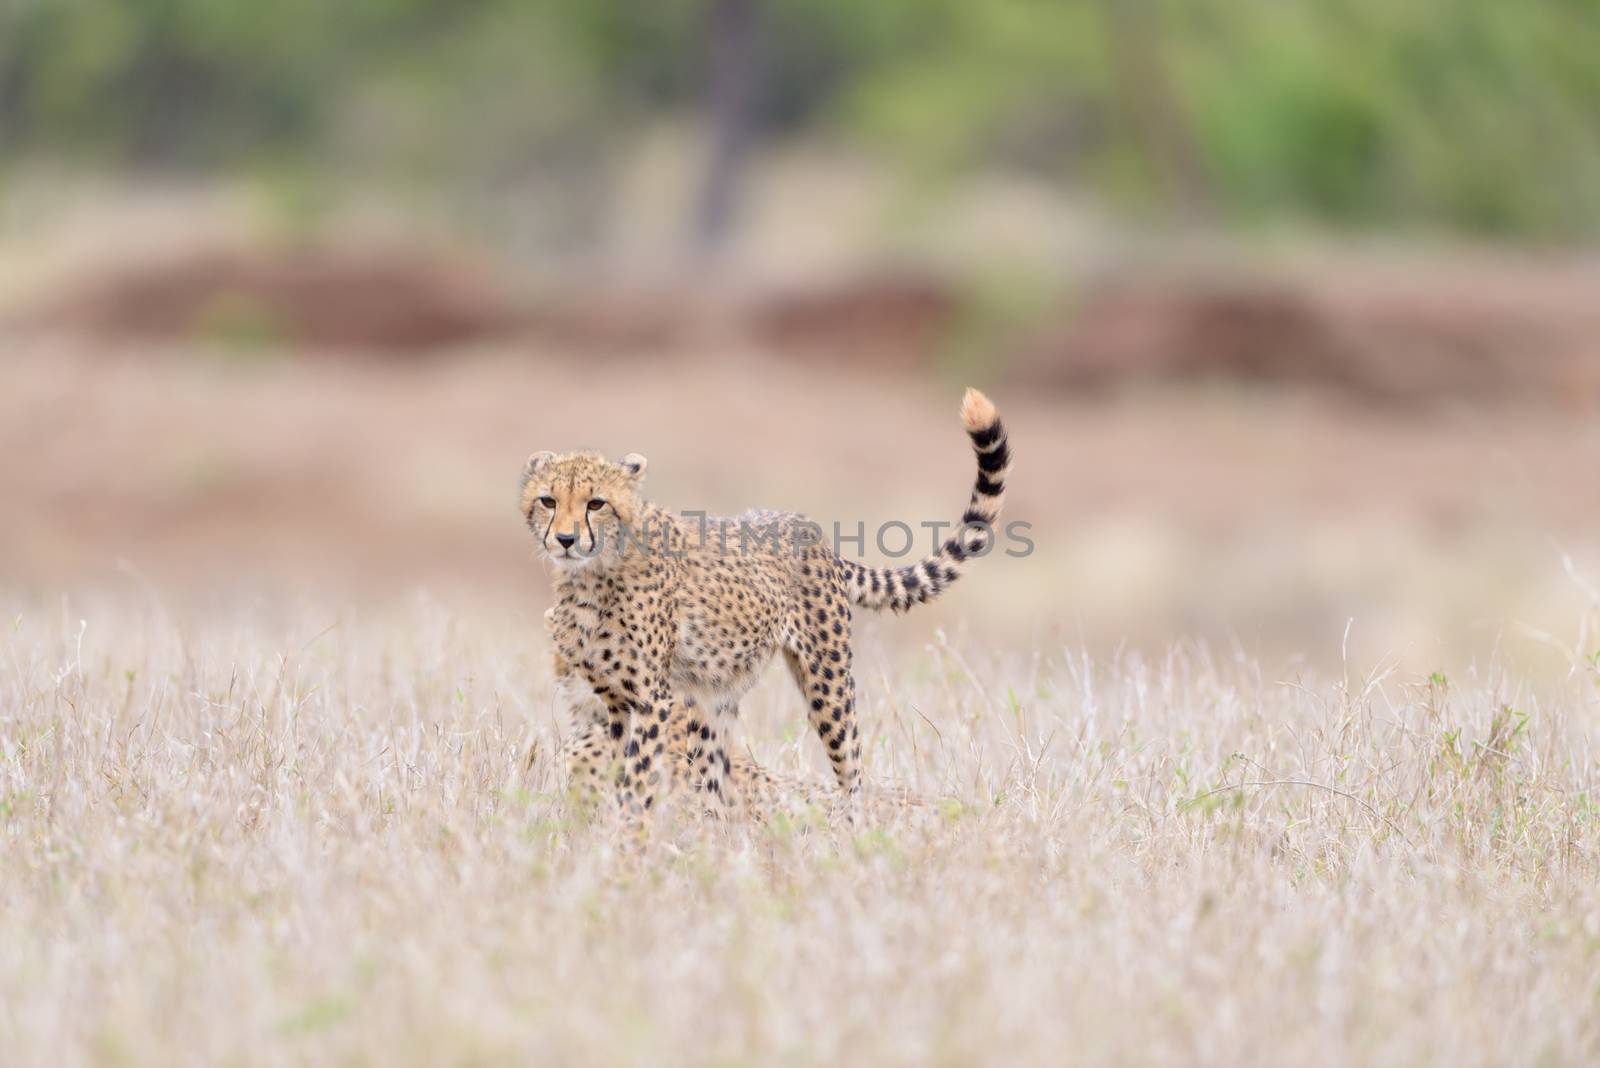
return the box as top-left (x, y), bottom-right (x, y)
top-left (552, 672), bottom-right (618, 812)
top-left (563, 595), bottom-right (688, 823)
top-left (550, 596), bottom-right (663, 812)
top-left (679, 698), bottom-right (738, 818)
top-left (546, 608), bottom-right (617, 808)
top-left (602, 679), bottom-right (677, 819)
top-left (557, 720), bottom-right (616, 812)
top-left (579, 646), bottom-right (675, 820)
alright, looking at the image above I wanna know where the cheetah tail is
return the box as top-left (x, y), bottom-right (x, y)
top-left (838, 387), bottom-right (1010, 613)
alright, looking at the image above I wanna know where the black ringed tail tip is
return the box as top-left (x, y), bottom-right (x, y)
top-left (842, 387), bottom-right (1011, 613)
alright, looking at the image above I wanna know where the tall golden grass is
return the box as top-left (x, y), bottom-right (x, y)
top-left (3, 599), bottom-right (1598, 1066)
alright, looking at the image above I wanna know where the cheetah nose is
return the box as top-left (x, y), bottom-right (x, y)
top-left (555, 533), bottom-right (577, 550)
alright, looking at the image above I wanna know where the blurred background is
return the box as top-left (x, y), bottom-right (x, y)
top-left (3, 0), bottom-right (1599, 669)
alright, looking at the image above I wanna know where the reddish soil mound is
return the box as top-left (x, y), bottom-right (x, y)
top-left (521, 285), bottom-right (696, 353)
top-left (21, 240), bottom-right (1600, 410)
top-left (748, 275), bottom-right (959, 370)
top-left (1018, 265), bottom-right (1600, 406)
top-left (31, 244), bottom-right (518, 353)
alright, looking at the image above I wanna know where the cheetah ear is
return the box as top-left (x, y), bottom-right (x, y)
top-left (619, 453), bottom-right (648, 481)
top-left (525, 450), bottom-right (556, 477)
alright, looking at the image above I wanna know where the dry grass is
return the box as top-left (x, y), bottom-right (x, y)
top-left (4, 598), bottom-right (1600, 1067)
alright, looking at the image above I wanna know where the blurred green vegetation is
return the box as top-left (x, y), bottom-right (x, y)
top-left (2, 0), bottom-right (1597, 239)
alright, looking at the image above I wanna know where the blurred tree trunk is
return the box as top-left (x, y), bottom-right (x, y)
top-left (691, 0), bottom-right (761, 258)
top-left (1102, 0), bottom-right (1211, 221)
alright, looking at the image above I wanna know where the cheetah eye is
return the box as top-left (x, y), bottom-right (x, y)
top-left (587, 499), bottom-right (606, 512)
top-left (538, 496), bottom-right (556, 509)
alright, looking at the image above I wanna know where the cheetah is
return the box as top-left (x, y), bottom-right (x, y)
top-left (520, 387), bottom-right (1010, 819)
top-left (551, 609), bottom-right (930, 821)
top-left (547, 607), bottom-right (804, 818)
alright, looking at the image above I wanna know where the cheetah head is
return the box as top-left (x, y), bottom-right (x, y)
top-left (519, 450), bottom-right (648, 570)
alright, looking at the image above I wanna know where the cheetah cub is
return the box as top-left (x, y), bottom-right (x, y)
top-left (547, 607), bottom-right (801, 818)
top-left (521, 388), bottom-right (1010, 818)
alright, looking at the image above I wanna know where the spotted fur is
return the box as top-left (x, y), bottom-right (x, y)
top-left (521, 388), bottom-right (1009, 819)
top-left (551, 614), bottom-right (928, 821)
top-left (548, 608), bottom-right (798, 817)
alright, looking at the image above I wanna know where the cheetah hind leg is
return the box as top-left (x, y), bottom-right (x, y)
top-left (783, 643), bottom-right (862, 826)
